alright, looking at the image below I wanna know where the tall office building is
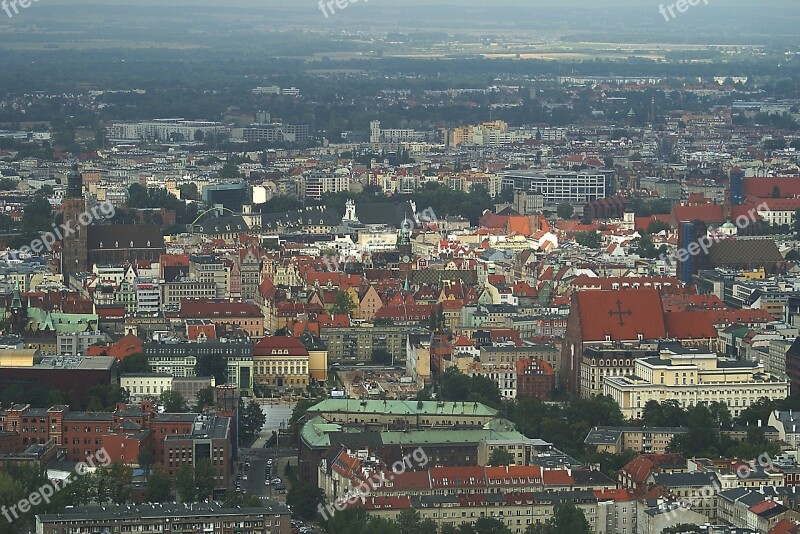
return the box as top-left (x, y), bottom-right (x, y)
top-left (730, 166), bottom-right (745, 206)
top-left (677, 220), bottom-right (708, 283)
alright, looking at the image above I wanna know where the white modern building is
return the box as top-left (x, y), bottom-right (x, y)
top-left (603, 347), bottom-right (789, 419)
top-left (501, 170), bottom-right (609, 203)
top-left (107, 119), bottom-right (226, 143)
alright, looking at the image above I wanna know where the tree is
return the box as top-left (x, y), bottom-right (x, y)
top-left (108, 463), bottom-right (132, 505)
top-left (159, 390), bottom-right (189, 413)
top-left (286, 481), bottom-right (325, 520)
top-left (371, 348), bottom-right (392, 365)
top-left (194, 459), bottom-right (215, 501)
top-left (331, 291), bottom-right (356, 316)
top-left (238, 398), bottom-right (267, 444)
top-left (146, 465), bottom-right (171, 503)
top-left (472, 517), bottom-right (512, 533)
top-left (196, 354), bottom-right (227, 383)
top-left (137, 449), bottom-right (154, 472)
top-left (175, 464), bottom-right (195, 502)
top-left (556, 203), bottom-right (574, 219)
top-left (395, 509), bottom-right (437, 534)
top-left (661, 525), bottom-right (703, 534)
top-left (575, 231), bottom-right (601, 249)
top-left (488, 448), bottom-right (515, 466)
top-left (195, 386), bottom-right (215, 412)
top-left (179, 183), bottom-right (199, 201)
top-left (546, 503), bottom-right (591, 534)
top-left (440, 368), bottom-right (502, 409)
top-left (118, 353), bottom-right (150, 374)
top-left (647, 220), bottom-right (670, 234)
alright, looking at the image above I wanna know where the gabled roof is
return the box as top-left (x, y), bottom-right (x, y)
top-left (573, 288), bottom-right (666, 342)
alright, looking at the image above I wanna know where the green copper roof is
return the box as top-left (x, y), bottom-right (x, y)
top-left (307, 399), bottom-right (499, 418)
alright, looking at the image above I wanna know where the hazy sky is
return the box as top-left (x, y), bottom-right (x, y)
top-left (54, 0), bottom-right (797, 7)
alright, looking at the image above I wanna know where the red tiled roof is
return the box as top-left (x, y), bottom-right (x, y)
top-left (179, 299), bottom-right (262, 318)
top-left (672, 204), bottom-right (725, 224)
top-left (769, 519), bottom-right (800, 534)
top-left (745, 177), bottom-right (800, 198)
top-left (253, 336), bottom-right (309, 356)
top-left (664, 311), bottom-right (717, 340)
top-left (541, 469), bottom-right (574, 485)
top-left (574, 289), bottom-right (666, 342)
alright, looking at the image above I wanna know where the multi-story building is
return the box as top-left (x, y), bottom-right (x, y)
top-left (107, 119), bottom-right (226, 143)
top-left (363, 490), bottom-right (627, 534)
top-left (120, 373), bottom-right (173, 401)
top-left (0, 353), bottom-right (117, 405)
top-left (584, 426), bottom-right (688, 455)
top-left (162, 280), bottom-right (219, 308)
top-left (515, 358), bottom-right (555, 401)
top-left (603, 347), bottom-right (789, 419)
top-left (144, 339), bottom-right (253, 393)
top-left (232, 123), bottom-right (309, 143)
top-left (36, 502), bottom-right (291, 534)
top-left (501, 170), bottom-right (609, 204)
top-left (253, 336), bottom-right (310, 391)
top-left (135, 280), bottom-right (161, 314)
top-left (178, 299), bottom-right (265, 339)
top-left (189, 255), bottom-right (229, 298)
top-left (163, 413), bottom-right (231, 490)
top-left (299, 399), bottom-right (501, 484)
top-left (320, 326), bottom-right (412, 362)
top-left (239, 248), bottom-right (261, 301)
top-left (581, 345), bottom-right (660, 398)
top-left (56, 331), bottom-right (105, 356)
top-left (2, 403), bottom-right (233, 491)
top-left (299, 169), bottom-right (351, 199)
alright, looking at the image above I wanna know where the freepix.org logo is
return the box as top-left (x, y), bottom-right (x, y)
top-left (321, 206), bottom-right (437, 272)
top-left (318, 447), bottom-right (429, 521)
top-left (1, 0), bottom-right (41, 19)
top-left (1, 448), bottom-right (112, 524)
top-left (19, 201), bottom-right (116, 258)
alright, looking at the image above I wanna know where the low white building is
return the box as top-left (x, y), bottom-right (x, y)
top-left (120, 373), bottom-right (173, 400)
top-left (603, 347), bottom-right (789, 419)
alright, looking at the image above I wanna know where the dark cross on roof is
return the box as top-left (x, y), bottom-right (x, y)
top-left (609, 299), bottom-right (633, 327)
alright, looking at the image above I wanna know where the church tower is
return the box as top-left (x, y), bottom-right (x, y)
top-left (61, 164), bottom-right (88, 282)
top-left (397, 215), bottom-right (412, 261)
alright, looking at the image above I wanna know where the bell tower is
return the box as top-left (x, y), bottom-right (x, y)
top-left (61, 164), bottom-right (88, 282)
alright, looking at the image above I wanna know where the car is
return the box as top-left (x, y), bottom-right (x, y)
top-left (274, 483), bottom-right (286, 492)
top-left (264, 479), bottom-right (271, 485)
top-left (266, 459), bottom-right (273, 466)
top-left (242, 474), bottom-right (247, 480)
top-left (270, 478), bottom-right (281, 485)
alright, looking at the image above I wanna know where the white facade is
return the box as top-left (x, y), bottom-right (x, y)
top-left (604, 348), bottom-right (789, 419)
top-left (121, 374), bottom-right (173, 400)
top-left (108, 119), bottom-right (226, 143)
